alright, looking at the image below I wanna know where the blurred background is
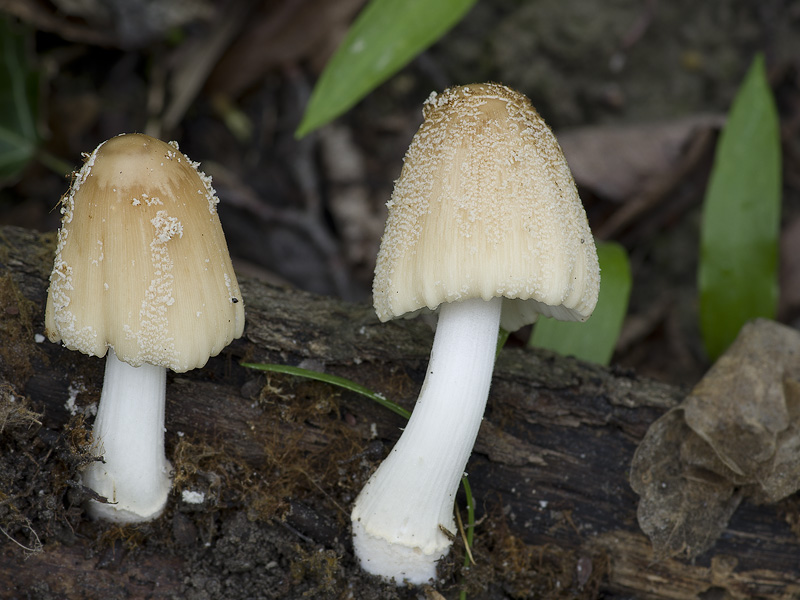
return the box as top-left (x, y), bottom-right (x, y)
top-left (1, 0), bottom-right (799, 386)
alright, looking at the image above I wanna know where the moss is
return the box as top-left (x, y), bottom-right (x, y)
top-left (289, 544), bottom-right (343, 597)
top-left (172, 437), bottom-right (260, 514)
top-left (0, 384), bottom-right (42, 434)
top-left (0, 274), bottom-right (43, 387)
top-left (480, 506), bottom-right (610, 599)
top-left (98, 524), bottom-right (148, 551)
top-left (0, 391), bottom-right (87, 556)
top-left (248, 374), bottom-right (370, 525)
top-left (64, 413), bottom-right (98, 469)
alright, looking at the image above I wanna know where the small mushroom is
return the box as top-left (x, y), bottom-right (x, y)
top-left (45, 133), bottom-right (244, 522)
top-left (351, 83), bottom-right (600, 584)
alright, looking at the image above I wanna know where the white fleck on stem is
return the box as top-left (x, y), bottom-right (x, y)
top-left (82, 349), bottom-right (172, 522)
top-left (351, 296), bottom-right (502, 584)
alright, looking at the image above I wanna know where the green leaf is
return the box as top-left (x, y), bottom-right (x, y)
top-left (698, 54), bottom-right (781, 360)
top-left (0, 19), bottom-right (39, 181)
top-left (296, 0), bottom-right (477, 138)
top-left (529, 242), bottom-right (632, 365)
top-left (495, 328), bottom-right (510, 357)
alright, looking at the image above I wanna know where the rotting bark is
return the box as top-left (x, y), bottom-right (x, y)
top-left (1, 224), bottom-right (799, 600)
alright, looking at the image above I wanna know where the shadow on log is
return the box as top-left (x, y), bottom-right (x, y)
top-left (1, 225), bottom-right (799, 599)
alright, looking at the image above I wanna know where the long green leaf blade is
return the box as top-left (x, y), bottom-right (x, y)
top-left (529, 242), bottom-right (632, 365)
top-left (296, 0), bottom-right (477, 138)
top-left (240, 362), bottom-right (411, 419)
top-left (0, 19), bottom-right (39, 181)
top-left (698, 54), bottom-right (781, 360)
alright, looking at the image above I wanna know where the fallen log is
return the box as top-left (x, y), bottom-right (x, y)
top-left (1, 224), bottom-right (798, 600)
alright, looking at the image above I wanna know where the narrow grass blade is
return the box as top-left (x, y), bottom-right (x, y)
top-left (458, 474), bottom-right (475, 599)
top-left (528, 242), bottom-right (632, 365)
top-left (698, 54), bottom-right (781, 359)
top-left (461, 474), bottom-right (475, 556)
top-left (296, 0), bottom-right (477, 137)
top-left (240, 362), bottom-right (411, 419)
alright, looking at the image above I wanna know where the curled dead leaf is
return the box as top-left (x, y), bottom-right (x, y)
top-left (631, 319), bottom-right (800, 558)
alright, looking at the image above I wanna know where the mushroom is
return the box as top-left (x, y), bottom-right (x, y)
top-left (350, 83), bottom-right (600, 584)
top-left (45, 133), bottom-right (244, 522)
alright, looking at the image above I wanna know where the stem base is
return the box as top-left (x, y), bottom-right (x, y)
top-left (82, 350), bottom-right (172, 523)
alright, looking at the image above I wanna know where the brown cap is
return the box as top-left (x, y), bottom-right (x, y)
top-left (45, 133), bottom-right (245, 372)
top-left (372, 83), bottom-right (599, 331)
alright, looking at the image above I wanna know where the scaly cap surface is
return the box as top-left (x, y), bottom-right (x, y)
top-left (372, 83), bottom-right (600, 331)
top-left (45, 133), bottom-right (244, 372)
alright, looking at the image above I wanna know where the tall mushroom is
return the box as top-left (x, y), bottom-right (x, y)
top-left (45, 133), bottom-right (244, 522)
top-left (351, 83), bottom-right (600, 584)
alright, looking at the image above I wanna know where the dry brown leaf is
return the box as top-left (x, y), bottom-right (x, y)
top-left (631, 319), bottom-right (800, 559)
top-left (682, 320), bottom-right (800, 489)
top-left (558, 114), bottom-right (722, 203)
top-left (630, 409), bottom-right (741, 560)
top-left (206, 0), bottom-right (366, 98)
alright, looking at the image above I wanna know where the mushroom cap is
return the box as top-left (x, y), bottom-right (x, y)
top-left (45, 133), bottom-right (245, 372)
top-left (372, 83), bottom-right (600, 331)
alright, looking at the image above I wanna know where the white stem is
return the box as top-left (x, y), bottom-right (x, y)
top-left (351, 296), bottom-right (502, 584)
top-left (82, 349), bottom-right (172, 522)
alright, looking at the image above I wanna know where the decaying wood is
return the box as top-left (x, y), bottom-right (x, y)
top-left (1, 224), bottom-right (799, 600)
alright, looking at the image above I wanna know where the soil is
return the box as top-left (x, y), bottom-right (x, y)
top-left (1, 0), bottom-right (799, 598)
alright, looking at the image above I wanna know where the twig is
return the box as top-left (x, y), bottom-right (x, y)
top-left (0, 522), bottom-right (43, 556)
